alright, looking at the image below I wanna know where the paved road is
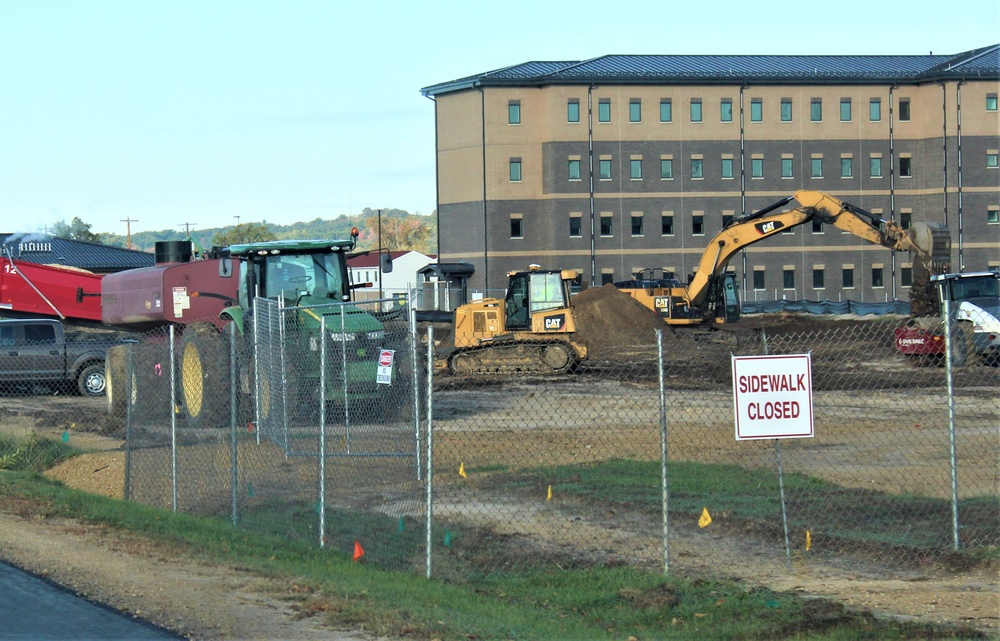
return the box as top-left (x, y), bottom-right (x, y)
top-left (0, 561), bottom-right (181, 640)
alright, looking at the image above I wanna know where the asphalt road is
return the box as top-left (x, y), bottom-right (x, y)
top-left (0, 561), bottom-right (181, 640)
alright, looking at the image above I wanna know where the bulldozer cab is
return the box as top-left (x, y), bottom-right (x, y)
top-left (504, 269), bottom-right (571, 331)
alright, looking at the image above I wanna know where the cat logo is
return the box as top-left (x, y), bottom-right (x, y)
top-left (755, 221), bottom-right (784, 235)
top-left (544, 314), bottom-right (566, 330)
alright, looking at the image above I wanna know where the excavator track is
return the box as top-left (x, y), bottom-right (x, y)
top-left (449, 341), bottom-right (578, 375)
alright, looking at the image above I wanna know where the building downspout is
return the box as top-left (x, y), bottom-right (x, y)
top-left (479, 88), bottom-right (489, 288)
top-left (940, 82), bottom-right (949, 230)
top-left (425, 94), bottom-right (442, 270)
top-left (738, 83), bottom-right (747, 298)
top-left (587, 85), bottom-right (597, 287)
top-left (956, 81), bottom-right (965, 272)
top-left (888, 85), bottom-right (897, 301)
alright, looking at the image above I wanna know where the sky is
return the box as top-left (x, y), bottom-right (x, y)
top-left (1, 1), bottom-right (997, 238)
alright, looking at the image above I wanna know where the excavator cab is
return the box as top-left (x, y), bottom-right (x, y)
top-left (714, 273), bottom-right (741, 323)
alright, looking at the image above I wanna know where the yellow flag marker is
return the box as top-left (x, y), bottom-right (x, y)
top-left (698, 507), bottom-right (712, 528)
top-left (805, 530), bottom-right (812, 551)
top-left (547, 485), bottom-right (552, 501)
top-left (458, 462), bottom-right (467, 478)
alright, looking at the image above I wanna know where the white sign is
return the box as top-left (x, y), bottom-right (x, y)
top-left (376, 349), bottom-right (395, 385)
top-left (732, 354), bottom-right (814, 440)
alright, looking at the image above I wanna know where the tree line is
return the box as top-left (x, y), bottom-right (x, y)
top-left (52, 208), bottom-right (437, 255)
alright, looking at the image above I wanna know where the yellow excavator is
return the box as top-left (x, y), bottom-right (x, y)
top-left (615, 190), bottom-right (952, 326)
top-left (439, 265), bottom-right (587, 374)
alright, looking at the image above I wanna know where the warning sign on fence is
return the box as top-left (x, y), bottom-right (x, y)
top-left (376, 349), bottom-right (395, 385)
top-left (731, 353), bottom-right (814, 440)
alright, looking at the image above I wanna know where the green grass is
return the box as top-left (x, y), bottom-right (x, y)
top-left (0, 458), bottom-right (987, 640)
top-left (0, 432), bottom-right (77, 472)
top-left (486, 459), bottom-right (999, 553)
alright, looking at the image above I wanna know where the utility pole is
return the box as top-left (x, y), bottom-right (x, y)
top-left (178, 222), bottom-right (197, 236)
top-left (120, 218), bottom-right (138, 249)
top-left (234, 215), bottom-right (240, 227)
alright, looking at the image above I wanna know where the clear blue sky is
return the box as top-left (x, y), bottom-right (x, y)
top-left (1, 0), bottom-right (997, 236)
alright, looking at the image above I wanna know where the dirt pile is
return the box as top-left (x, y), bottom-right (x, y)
top-left (572, 285), bottom-right (668, 357)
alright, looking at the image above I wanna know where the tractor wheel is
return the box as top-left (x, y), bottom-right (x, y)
top-left (179, 323), bottom-right (231, 428)
top-left (106, 345), bottom-right (128, 416)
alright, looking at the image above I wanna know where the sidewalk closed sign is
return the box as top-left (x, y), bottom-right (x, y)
top-left (732, 354), bottom-right (814, 440)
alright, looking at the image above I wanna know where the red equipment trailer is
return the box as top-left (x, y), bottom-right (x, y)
top-left (0, 259), bottom-right (104, 322)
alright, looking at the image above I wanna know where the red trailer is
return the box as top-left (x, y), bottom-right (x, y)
top-left (0, 259), bottom-right (104, 322)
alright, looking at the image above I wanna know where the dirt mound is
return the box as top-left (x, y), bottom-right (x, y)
top-left (572, 285), bottom-right (667, 357)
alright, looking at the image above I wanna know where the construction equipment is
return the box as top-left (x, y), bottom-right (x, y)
top-left (894, 271), bottom-right (1000, 365)
top-left (438, 265), bottom-right (587, 374)
top-left (615, 190), bottom-right (952, 326)
top-left (101, 232), bottom-right (406, 425)
top-left (0, 253), bottom-right (104, 323)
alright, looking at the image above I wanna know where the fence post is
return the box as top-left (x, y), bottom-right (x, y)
top-left (319, 315), bottom-right (327, 548)
top-left (409, 291), bottom-right (422, 481)
top-left (170, 324), bottom-right (178, 513)
top-left (123, 343), bottom-right (134, 502)
top-left (230, 322), bottom-right (238, 527)
top-left (940, 282), bottom-right (961, 551)
top-left (656, 329), bottom-right (669, 575)
top-left (425, 325), bottom-right (434, 579)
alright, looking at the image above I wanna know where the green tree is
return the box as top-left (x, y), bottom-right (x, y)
top-left (361, 213), bottom-right (435, 254)
top-left (211, 222), bottom-right (277, 247)
top-left (52, 217), bottom-right (101, 243)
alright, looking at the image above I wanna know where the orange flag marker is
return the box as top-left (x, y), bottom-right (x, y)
top-left (353, 540), bottom-right (365, 562)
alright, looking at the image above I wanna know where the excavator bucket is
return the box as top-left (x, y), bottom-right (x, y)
top-left (907, 222), bottom-right (952, 271)
top-left (906, 222), bottom-right (952, 317)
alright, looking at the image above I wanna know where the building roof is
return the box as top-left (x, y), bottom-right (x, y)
top-left (347, 250), bottom-right (436, 269)
top-left (0, 234), bottom-right (155, 273)
top-left (422, 45), bottom-right (1000, 95)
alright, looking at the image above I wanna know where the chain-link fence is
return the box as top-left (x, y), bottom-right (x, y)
top-left (117, 293), bottom-right (998, 582)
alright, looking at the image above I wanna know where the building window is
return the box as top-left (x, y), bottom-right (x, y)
top-left (840, 98), bottom-right (852, 122)
top-left (510, 215), bottom-right (523, 239)
top-left (629, 99), bottom-right (641, 123)
top-left (660, 159), bottom-right (673, 179)
top-left (661, 213), bottom-right (674, 235)
top-left (599, 159), bottom-right (612, 180)
top-left (898, 98), bottom-right (911, 122)
top-left (750, 98), bottom-right (763, 122)
top-left (900, 211), bottom-right (912, 230)
top-left (872, 266), bottom-right (884, 288)
top-left (600, 213), bottom-right (613, 236)
top-left (568, 159), bottom-right (581, 181)
top-left (813, 268), bottom-right (825, 290)
top-left (660, 99), bottom-right (672, 122)
top-left (870, 98), bottom-right (881, 122)
top-left (899, 157), bottom-right (912, 177)
top-left (690, 99), bottom-right (702, 123)
top-left (721, 158), bottom-right (734, 179)
top-left (598, 99), bottom-right (611, 123)
top-left (781, 157), bottom-right (793, 178)
top-left (840, 157), bottom-right (853, 178)
top-left (690, 158), bottom-right (703, 179)
top-left (720, 99), bottom-right (733, 122)
top-left (630, 159), bottom-right (642, 180)
top-left (567, 100), bottom-right (580, 123)
top-left (988, 208), bottom-right (999, 224)
top-left (987, 152), bottom-right (999, 169)
top-left (843, 267), bottom-right (855, 289)
top-left (569, 216), bottom-right (582, 238)
top-left (870, 156), bottom-right (882, 177)
top-left (780, 98), bottom-right (793, 122)
top-left (751, 158), bottom-right (763, 178)
top-left (753, 269), bottom-right (765, 290)
top-left (508, 101), bottom-right (520, 125)
top-left (601, 272), bottom-right (614, 286)
top-left (812, 218), bottom-right (824, 233)
top-left (783, 268), bottom-right (795, 290)
top-left (810, 98), bottom-right (822, 122)
top-left (722, 212), bottom-right (734, 227)
top-left (631, 213), bottom-right (644, 236)
top-left (692, 214), bottom-right (704, 235)
top-left (509, 159), bottom-right (522, 182)
top-left (988, 94), bottom-right (998, 111)
top-left (811, 157), bottom-right (823, 178)
top-left (901, 266), bottom-right (912, 287)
